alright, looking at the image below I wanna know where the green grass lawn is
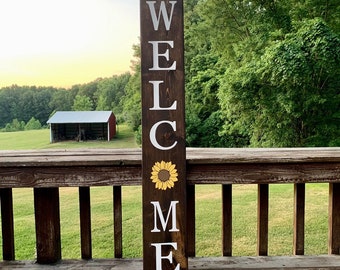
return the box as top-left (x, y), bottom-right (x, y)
top-left (0, 128), bottom-right (330, 259)
top-left (3, 184), bottom-right (328, 260)
top-left (0, 124), bottom-right (138, 150)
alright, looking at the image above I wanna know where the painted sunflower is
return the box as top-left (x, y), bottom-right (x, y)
top-left (150, 161), bottom-right (178, 190)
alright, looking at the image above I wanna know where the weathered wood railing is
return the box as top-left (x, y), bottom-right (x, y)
top-left (0, 148), bottom-right (340, 269)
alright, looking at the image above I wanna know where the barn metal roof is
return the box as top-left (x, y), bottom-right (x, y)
top-left (47, 111), bottom-right (113, 124)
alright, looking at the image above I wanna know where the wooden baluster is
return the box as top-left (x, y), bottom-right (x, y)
top-left (257, 184), bottom-right (268, 256)
top-left (294, 183), bottom-right (305, 255)
top-left (34, 188), bottom-right (61, 264)
top-left (113, 186), bottom-right (122, 258)
top-left (329, 183), bottom-right (340, 254)
top-left (222, 184), bottom-right (232, 256)
top-left (0, 188), bottom-right (15, 260)
top-left (79, 187), bottom-right (92, 259)
top-left (187, 184), bottom-right (195, 257)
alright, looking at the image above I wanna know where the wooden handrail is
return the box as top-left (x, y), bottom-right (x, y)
top-left (0, 148), bottom-right (340, 269)
top-left (1, 148), bottom-right (339, 187)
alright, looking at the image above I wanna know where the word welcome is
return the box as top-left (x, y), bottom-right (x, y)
top-left (143, 1), bottom-right (186, 270)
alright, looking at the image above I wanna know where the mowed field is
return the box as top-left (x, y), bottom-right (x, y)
top-left (0, 125), bottom-right (138, 150)
top-left (0, 127), bottom-right (330, 259)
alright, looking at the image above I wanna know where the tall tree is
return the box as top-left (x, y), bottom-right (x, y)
top-left (120, 43), bottom-right (142, 131)
top-left (95, 73), bottom-right (131, 115)
top-left (72, 95), bottom-right (94, 111)
top-left (185, 0), bottom-right (340, 147)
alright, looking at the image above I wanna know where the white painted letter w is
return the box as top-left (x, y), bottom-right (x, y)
top-left (146, 1), bottom-right (177, 31)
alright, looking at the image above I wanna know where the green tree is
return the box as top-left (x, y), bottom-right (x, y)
top-left (120, 44), bottom-right (142, 131)
top-left (184, 0), bottom-right (230, 146)
top-left (3, 119), bottom-right (25, 132)
top-left (95, 73), bottom-right (131, 115)
top-left (0, 87), bottom-right (18, 127)
top-left (49, 89), bottom-right (74, 112)
top-left (0, 85), bottom-right (58, 127)
top-left (218, 19), bottom-right (340, 147)
top-left (77, 80), bottom-right (100, 108)
top-left (184, 0), bottom-right (340, 147)
top-left (25, 117), bottom-right (42, 130)
top-left (72, 95), bottom-right (94, 111)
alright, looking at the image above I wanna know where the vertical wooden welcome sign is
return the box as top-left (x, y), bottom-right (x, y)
top-left (141, 0), bottom-right (187, 270)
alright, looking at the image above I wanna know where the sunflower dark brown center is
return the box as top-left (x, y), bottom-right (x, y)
top-left (158, 169), bottom-right (170, 182)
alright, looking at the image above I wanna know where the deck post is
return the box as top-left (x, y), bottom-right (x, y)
top-left (257, 184), bottom-right (269, 256)
top-left (222, 184), bottom-right (232, 256)
top-left (34, 188), bottom-right (61, 264)
top-left (79, 187), bottom-right (92, 259)
top-left (329, 183), bottom-right (340, 254)
top-left (141, 0), bottom-right (187, 269)
top-left (113, 186), bottom-right (123, 258)
top-left (0, 188), bottom-right (15, 260)
top-left (294, 183), bottom-right (305, 255)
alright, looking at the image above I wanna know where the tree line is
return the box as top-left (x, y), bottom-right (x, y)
top-left (0, 72), bottom-right (132, 131)
top-left (1, 0), bottom-right (339, 147)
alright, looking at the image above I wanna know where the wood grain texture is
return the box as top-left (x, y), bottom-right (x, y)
top-left (79, 187), bottom-right (92, 259)
top-left (113, 186), bottom-right (123, 258)
top-left (186, 184), bottom-right (195, 257)
top-left (34, 188), bottom-right (61, 264)
top-left (140, 0), bottom-right (187, 268)
top-left (222, 184), bottom-right (232, 256)
top-left (0, 188), bottom-right (15, 260)
top-left (1, 148), bottom-right (339, 166)
top-left (0, 148), bottom-right (339, 269)
top-left (294, 183), bottom-right (305, 255)
top-left (329, 183), bottom-right (340, 254)
top-left (1, 256), bottom-right (340, 269)
top-left (0, 148), bottom-right (339, 188)
top-left (257, 184), bottom-right (269, 256)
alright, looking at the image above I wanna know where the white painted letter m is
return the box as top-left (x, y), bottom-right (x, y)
top-left (151, 201), bottom-right (179, 232)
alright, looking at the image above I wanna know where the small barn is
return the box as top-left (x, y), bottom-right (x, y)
top-left (47, 111), bottom-right (116, 143)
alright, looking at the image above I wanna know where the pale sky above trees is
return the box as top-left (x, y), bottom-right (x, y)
top-left (0, 0), bottom-right (139, 88)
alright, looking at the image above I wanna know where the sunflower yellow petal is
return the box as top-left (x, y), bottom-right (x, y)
top-left (168, 164), bottom-right (176, 171)
top-left (165, 162), bottom-right (172, 170)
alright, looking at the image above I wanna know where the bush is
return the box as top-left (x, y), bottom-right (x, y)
top-left (2, 119), bottom-right (25, 132)
top-left (25, 117), bottom-right (42, 130)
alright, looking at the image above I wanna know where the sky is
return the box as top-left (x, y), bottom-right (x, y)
top-left (0, 0), bottom-right (139, 88)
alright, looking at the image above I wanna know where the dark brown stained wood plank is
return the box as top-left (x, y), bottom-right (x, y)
top-left (0, 148), bottom-right (142, 157)
top-left (187, 162), bottom-right (340, 185)
top-left (222, 184), bottom-right (232, 256)
top-left (257, 184), bottom-right (269, 256)
top-left (186, 147), bottom-right (340, 164)
top-left (0, 162), bottom-right (339, 189)
top-left (140, 0), bottom-right (187, 268)
top-left (187, 184), bottom-right (195, 257)
top-left (1, 256), bottom-right (340, 269)
top-left (329, 183), bottom-right (340, 254)
top-left (294, 183), bottom-right (305, 255)
top-left (34, 188), bottom-right (61, 264)
top-left (0, 149), bottom-right (142, 167)
top-left (113, 186), bottom-right (122, 258)
top-left (79, 187), bottom-right (92, 259)
top-left (0, 188), bottom-right (15, 260)
top-left (1, 148), bottom-right (340, 167)
top-left (0, 166), bottom-right (142, 188)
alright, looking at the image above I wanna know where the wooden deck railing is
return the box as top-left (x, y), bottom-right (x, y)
top-left (0, 148), bottom-right (340, 269)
